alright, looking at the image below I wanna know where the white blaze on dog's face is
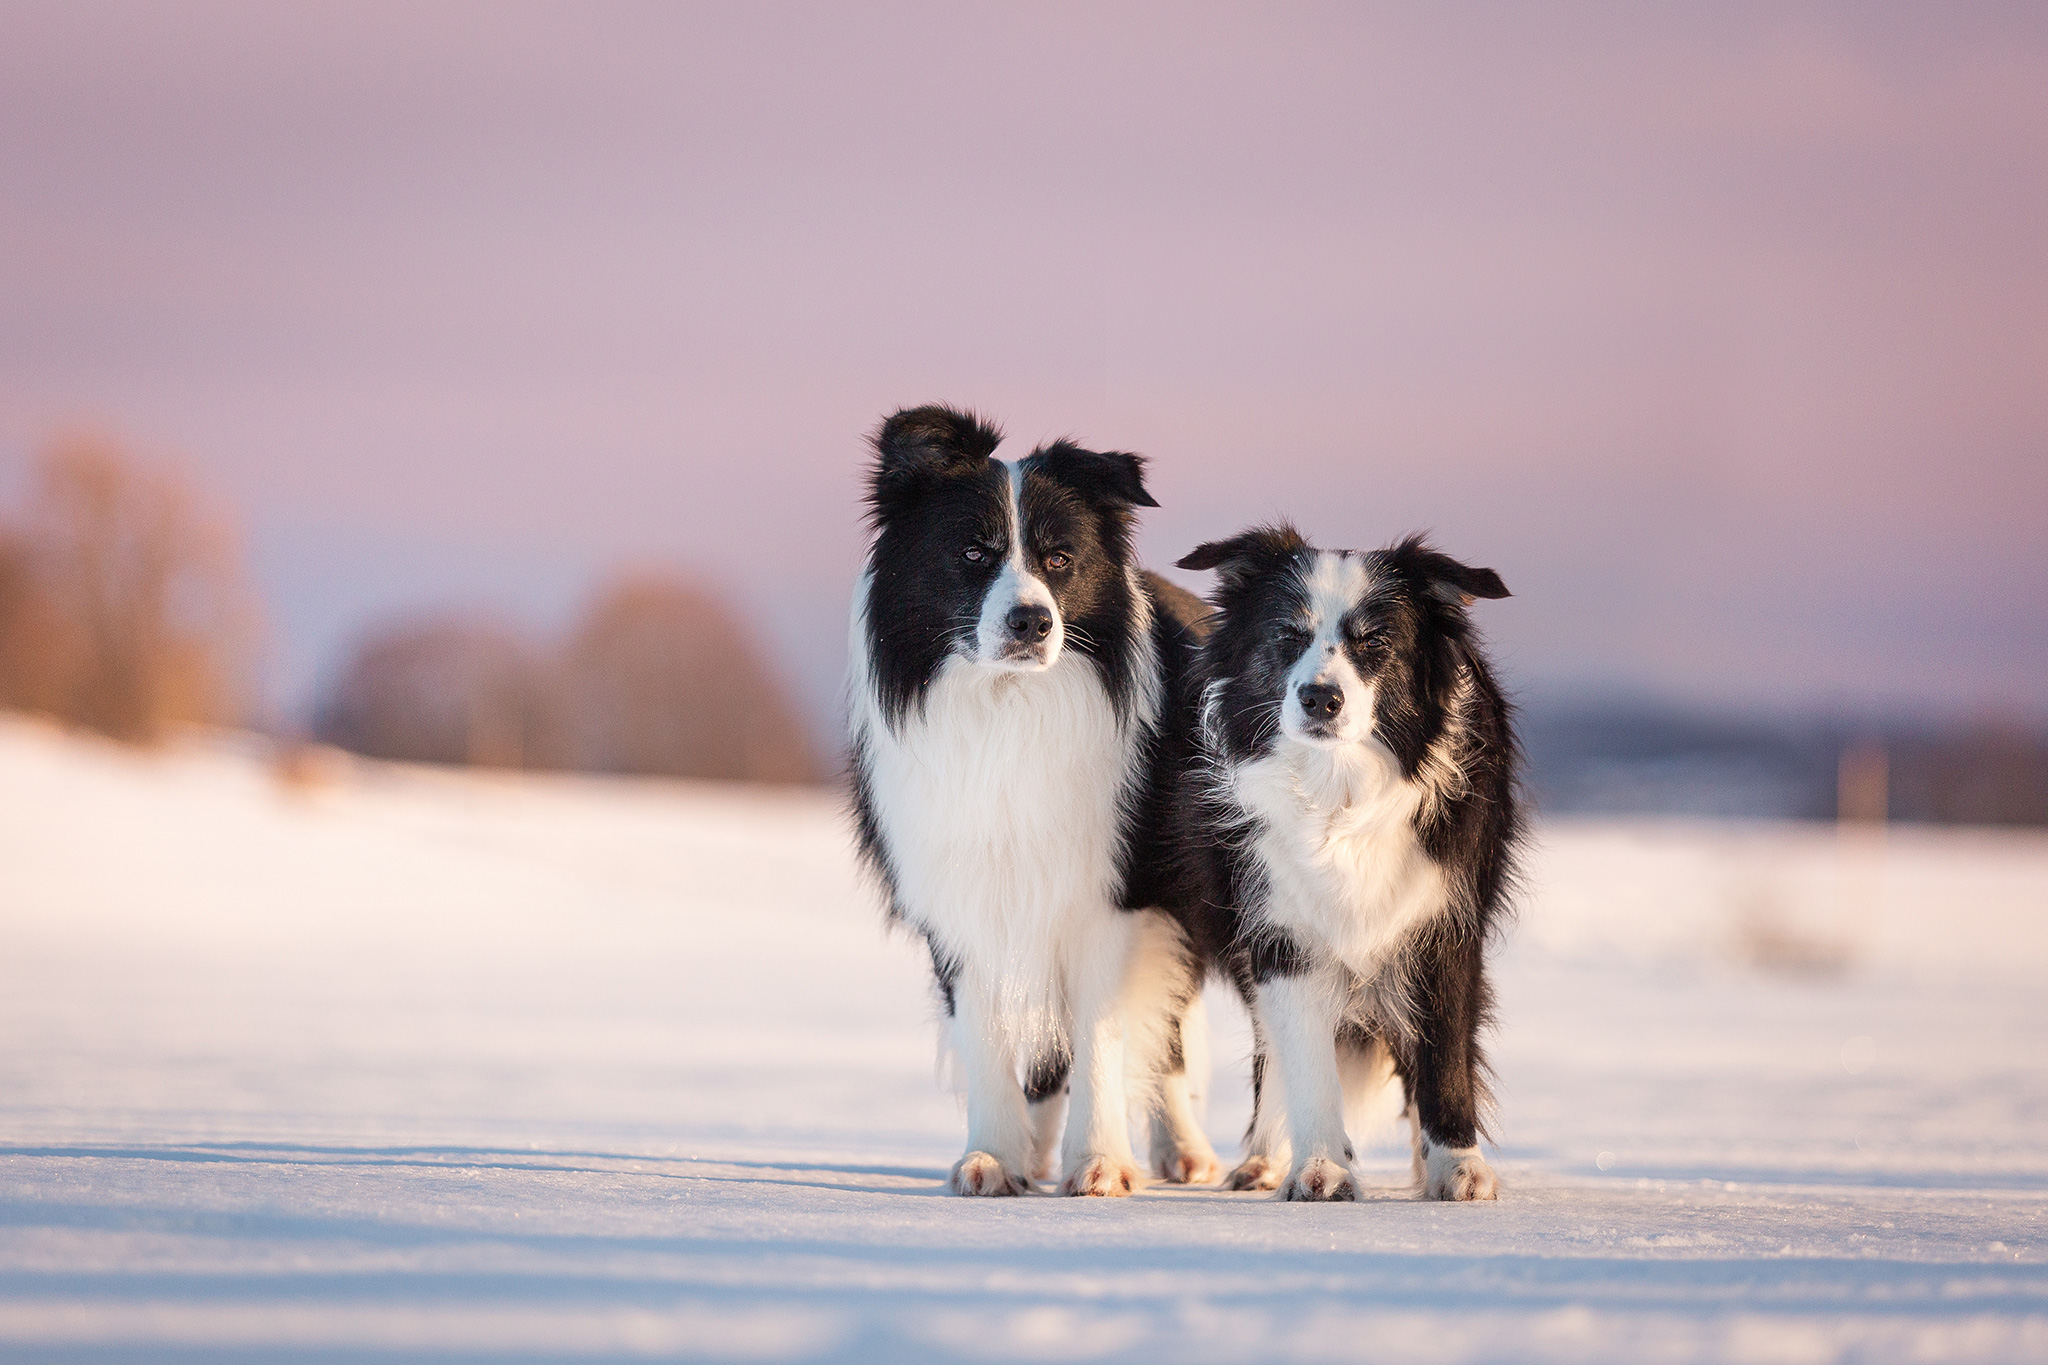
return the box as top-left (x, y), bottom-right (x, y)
top-left (1277, 551), bottom-right (1378, 746)
top-left (859, 405), bottom-right (1157, 727)
top-left (972, 460), bottom-right (1065, 671)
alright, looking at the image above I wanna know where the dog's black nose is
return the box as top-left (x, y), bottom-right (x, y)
top-left (1006, 604), bottom-right (1054, 641)
top-left (1297, 683), bottom-right (1344, 720)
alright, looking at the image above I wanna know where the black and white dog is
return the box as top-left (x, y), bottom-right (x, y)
top-left (848, 405), bottom-right (1221, 1197)
top-left (1171, 525), bottom-right (1521, 1202)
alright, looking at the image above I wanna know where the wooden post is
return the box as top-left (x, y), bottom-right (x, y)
top-left (1838, 739), bottom-right (1888, 826)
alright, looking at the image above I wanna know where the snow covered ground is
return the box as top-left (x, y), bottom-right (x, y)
top-left (2, 715), bottom-right (2044, 1363)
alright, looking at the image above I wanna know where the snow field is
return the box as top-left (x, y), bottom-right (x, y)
top-left (1, 716), bottom-right (2044, 1362)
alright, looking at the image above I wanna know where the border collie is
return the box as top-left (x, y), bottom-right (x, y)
top-left (847, 405), bottom-right (1221, 1196)
top-left (1171, 525), bottom-right (1520, 1202)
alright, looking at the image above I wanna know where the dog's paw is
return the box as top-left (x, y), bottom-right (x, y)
top-left (1061, 1154), bottom-right (1141, 1197)
top-left (951, 1151), bottom-right (1031, 1197)
top-left (1279, 1156), bottom-right (1359, 1202)
top-left (1225, 1154), bottom-right (1283, 1191)
top-left (1154, 1142), bottom-right (1223, 1186)
top-left (1421, 1147), bottom-right (1498, 1201)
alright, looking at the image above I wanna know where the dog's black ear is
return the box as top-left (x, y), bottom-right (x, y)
top-left (868, 405), bottom-right (1002, 508)
top-left (1177, 523), bottom-right (1310, 587)
top-left (1431, 563), bottom-right (1509, 603)
top-left (1390, 534), bottom-right (1510, 606)
top-left (1029, 440), bottom-right (1159, 508)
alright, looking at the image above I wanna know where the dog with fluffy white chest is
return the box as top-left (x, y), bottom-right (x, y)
top-left (1166, 524), bottom-right (1522, 1202)
top-left (847, 405), bottom-right (1220, 1197)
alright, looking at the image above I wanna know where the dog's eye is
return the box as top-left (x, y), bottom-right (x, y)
top-left (1275, 625), bottom-right (1313, 652)
top-left (962, 545), bottom-right (987, 563)
top-left (1043, 551), bottom-right (1072, 572)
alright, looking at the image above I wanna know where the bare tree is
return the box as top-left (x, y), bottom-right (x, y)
top-left (560, 573), bottom-right (820, 783)
top-left (0, 529), bottom-right (64, 715)
top-left (314, 616), bottom-right (564, 769)
top-left (0, 435), bottom-right (255, 741)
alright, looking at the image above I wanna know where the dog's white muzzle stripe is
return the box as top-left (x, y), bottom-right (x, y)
top-left (974, 458), bottom-right (1064, 669)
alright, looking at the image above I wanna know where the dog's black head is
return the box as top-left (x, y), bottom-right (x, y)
top-left (862, 404), bottom-right (1159, 724)
top-left (1179, 525), bottom-right (1507, 771)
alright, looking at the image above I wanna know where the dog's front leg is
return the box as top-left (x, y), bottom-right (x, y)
top-left (950, 983), bottom-right (1035, 1196)
top-left (1224, 967), bottom-right (1288, 1190)
top-left (1255, 972), bottom-right (1357, 1201)
top-left (1406, 933), bottom-right (1499, 1201)
top-left (1148, 995), bottom-right (1222, 1185)
top-left (1224, 1044), bottom-right (1290, 1190)
top-left (1125, 911), bottom-right (1220, 1185)
top-left (1058, 912), bottom-right (1143, 1196)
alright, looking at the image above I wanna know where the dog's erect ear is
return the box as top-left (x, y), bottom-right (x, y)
top-left (1177, 523), bottom-right (1310, 588)
top-left (1029, 440), bottom-right (1159, 508)
top-left (868, 405), bottom-right (1002, 507)
top-left (1389, 535), bottom-right (1510, 606)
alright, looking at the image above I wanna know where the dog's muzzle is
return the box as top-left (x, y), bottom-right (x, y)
top-left (996, 603), bottom-right (1055, 664)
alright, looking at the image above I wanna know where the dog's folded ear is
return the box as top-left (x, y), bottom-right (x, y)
top-left (1390, 535), bottom-right (1510, 606)
top-left (1177, 524), bottom-right (1310, 587)
top-left (1427, 564), bottom-right (1510, 605)
top-left (1029, 441), bottom-right (1159, 508)
top-left (868, 405), bottom-right (1003, 507)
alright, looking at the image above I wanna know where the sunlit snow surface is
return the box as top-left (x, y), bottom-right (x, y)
top-left (2, 717), bottom-right (2044, 1363)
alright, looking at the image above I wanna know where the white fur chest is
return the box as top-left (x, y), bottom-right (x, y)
top-left (1226, 738), bottom-right (1450, 984)
top-left (850, 580), bottom-right (1153, 1002)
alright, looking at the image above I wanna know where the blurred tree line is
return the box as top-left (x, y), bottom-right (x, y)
top-left (11, 436), bottom-right (2039, 809)
top-left (1519, 705), bottom-right (2048, 828)
top-left (0, 435), bottom-right (820, 784)
top-left (1881, 727), bottom-right (2048, 828)
top-left (313, 576), bottom-right (821, 784)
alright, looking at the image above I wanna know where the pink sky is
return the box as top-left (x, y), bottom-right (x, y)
top-left (2, 3), bottom-right (2043, 732)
